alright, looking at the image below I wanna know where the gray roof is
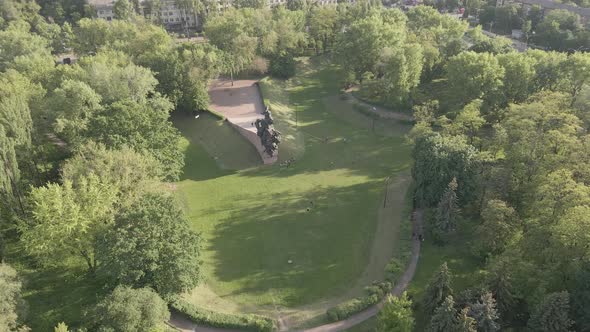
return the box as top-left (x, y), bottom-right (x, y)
top-left (87, 0), bottom-right (116, 7)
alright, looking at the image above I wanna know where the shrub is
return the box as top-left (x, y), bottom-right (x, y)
top-left (385, 258), bottom-right (404, 281)
top-left (169, 298), bottom-right (275, 332)
top-left (269, 52), bottom-right (296, 79)
top-left (206, 108), bottom-right (226, 120)
top-left (326, 281), bottom-right (392, 322)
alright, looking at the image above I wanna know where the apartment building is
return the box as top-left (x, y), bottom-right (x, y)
top-left (89, 0), bottom-right (353, 30)
top-left (89, 0), bottom-right (200, 30)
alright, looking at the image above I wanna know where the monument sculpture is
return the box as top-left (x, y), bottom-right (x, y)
top-left (255, 107), bottom-right (281, 157)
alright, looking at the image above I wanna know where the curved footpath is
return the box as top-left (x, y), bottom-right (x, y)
top-left (170, 209), bottom-right (423, 332)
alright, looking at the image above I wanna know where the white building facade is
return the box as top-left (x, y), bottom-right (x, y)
top-left (89, 0), bottom-right (200, 30)
top-left (89, 0), bottom-right (352, 31)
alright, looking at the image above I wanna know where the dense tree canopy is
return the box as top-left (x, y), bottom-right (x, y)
top-left (2, 2), bottom-right (590, 330)
top-left (88, 286), bottom-right (170, 332)
top-left (97, 194), bottom-right (202, 297)
top-left (0, 264), bottom-right (28, 331)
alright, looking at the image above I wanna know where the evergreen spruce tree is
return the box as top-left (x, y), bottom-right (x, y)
top-left (457, 307), bottom-right (477, 332)
top-left (469, 292), bottom-right (500, 332)
top-left (572, 266), bottom-right (590, 331)
top-left (429, 295), bottom-right (458, 332)
top-left (433, 177), bottom-right (459, 243)
top-left (528, 291), bottom-right (574, 332)
top-left (423, 262), bottom-right (454, 316)
top-left (486, 263), bottom-right (518, 325)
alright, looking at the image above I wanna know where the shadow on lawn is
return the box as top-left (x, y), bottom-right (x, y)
top-left (4, 240), bottom-right (109, 331)
top-left (207, 181), bottom-right (384, 306)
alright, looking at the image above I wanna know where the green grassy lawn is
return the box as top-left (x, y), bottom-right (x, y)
top-left (2, 56), bottom-right (477, 331)
top-left (175, 56), bottom-right (413, 315)
top-left (4, 239), bottom-right (107, 331)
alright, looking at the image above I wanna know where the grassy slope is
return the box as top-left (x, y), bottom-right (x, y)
top-left (175, 56), bottom-right (413, 312)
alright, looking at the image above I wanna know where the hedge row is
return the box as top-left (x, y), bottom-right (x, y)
top-left (326, 281), bottom-right (392, 322)
top-left (170, 298), bottom-right (275, 332)
top-left (206, 108), bottom-right (226, 120)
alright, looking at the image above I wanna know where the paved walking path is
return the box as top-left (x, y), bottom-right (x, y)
top-left (169, 209), bottom-right (423, 332)
top-left (208, 79), bottom-right (277, 164)
top-left (344, 92), bottom-right (414, 122)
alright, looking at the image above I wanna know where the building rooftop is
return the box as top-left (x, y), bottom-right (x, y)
top-left (87, 0), bottom-right (116, 6)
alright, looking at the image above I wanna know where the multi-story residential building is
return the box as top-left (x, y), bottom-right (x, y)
top-left (93, 0), bottom-right (116, 21)
top-left (89, 0), bottom-right (349, 31)
top-left (88, 0), bottom-right (200, 31)
top-left (498, 0), bottom-right (590, 22)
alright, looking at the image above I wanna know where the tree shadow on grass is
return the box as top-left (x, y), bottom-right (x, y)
top-left (4, 241), bottom-right (108, 331)
top-left (206, 181), bottom-right (387, 307)
top-left (173, 112), bottom-right (261, 181)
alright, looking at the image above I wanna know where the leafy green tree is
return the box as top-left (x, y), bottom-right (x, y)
top-left (335, 13), bottom-right (406, 80)
top-left (445, 51), bottom-right (504, 107)
top-left (48, 79), bottom-right (102, 147)
top-left (55, 21), bottom-right (74, 54)
top-left (429, 295), bottom-right (458, 332)
top-left (562, 52), bottom-right (590, 103)
top-left (527, 4), bottom-right (543, 29)
top-left (21, 175), bottom-right (117, 271)
top-left (72, 18), bottom-right (111, 54)
top-left (97, 194), bottom-right (202, 297)
top-left (528, 50), bottom-right (567, 92)
top-left (204, 10), bottom-right (258, 82)
top-left (88, 286), bottom-right (170, 332)
top-left (534, 10), bottom-right (584, 51)
top-left (87, 98), bottom-right (184, 181)
top-left (62, 142), bottom-right (162, 207)
top-left (469, 36), bottom-right (513, 55)
top-left (113, 0), bottom-right (133, 20)
top-left (474, 200), bottom-right (517, 257)
top-left (423, 262), bottom-right (454, 316)
top-left (235, 0), bottom-right (267, 8)
top-left (501, 92), bottom-right (581, 202)
top-left (445, 99), bottom-right (485, 145)
top-left (406, 5), bottom-right (467, 79)
top-left (494, 5), bottom-right (520, 35)
top-left (0, 125), bottom-right (22, 216)
top-left (270, 7), bottom-right (305, 55)
top-left (287, 0), bottom-right (307, 11)
top-left (164, 42), bottom-right (221, 111)
top-left (378, 43), bottom-right (423, 106)
top-left (376, 293), bottom-right (414, 332)
top-left (497, 52), bottom-right (536, 103)
top-left (469, 292), bottom-right (500, 332)
top-left (528, 291), bottom-right (573, 332)
top-left (308, 6), bottom-right (339, 53)
top-left (269, 51), bottom-right (296, 78)
top-left (0, 70), bottom-right (36, 148)
top-left (0, 264), bottom-right (28, 332)
top-left (77, 51), bottom-right (158, 104)
top-left (0, 21), bottom-right (53, 73)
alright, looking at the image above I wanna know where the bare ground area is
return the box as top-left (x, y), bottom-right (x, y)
top-left (208, 79), bottom-right (277, 164)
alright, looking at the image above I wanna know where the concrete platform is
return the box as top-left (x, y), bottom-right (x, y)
top-left (208, 79), bottom-right (278, 165)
